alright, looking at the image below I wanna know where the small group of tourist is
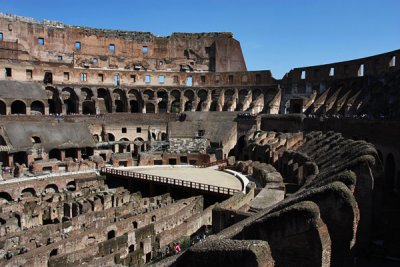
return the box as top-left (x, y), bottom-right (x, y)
top-left (165, 242), bottom-right (181, 256)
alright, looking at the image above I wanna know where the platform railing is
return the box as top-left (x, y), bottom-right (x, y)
top-left (194, 159), bottom-right (227, 168)
top-left (100, 167), bottom-right (238, 196)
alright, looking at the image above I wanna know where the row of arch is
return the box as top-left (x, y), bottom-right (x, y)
top-left (46, 86), bottom-right (270, 114)
top-left (0, 181), bottom-right (76, 203)
top-left (0, 99), bottom-right (46, 115)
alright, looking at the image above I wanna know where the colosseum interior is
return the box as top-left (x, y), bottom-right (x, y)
top-left (0, 13), bottom-right (399, 267)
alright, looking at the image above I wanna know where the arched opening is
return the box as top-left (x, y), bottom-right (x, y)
top-left (171, 100), bottom-right (180, 113)
top-left (0, 135), bottom-right (8, 166)
top-left (0, 100), bottom-right (6, 115)
top-left (184, 89), bottom-right (195, 110)
top-left (158, 101), bottom-right (167, 113)
top-left (107, 230), bottom-right (116, 240)
top-left (49, 149), bottom-right (61, 161)
top-left (30, 101), bottom-right (45, 115)
top-left (62, 88), bottom-right (79, 114)
top-left (385, 154), bottom-right (396, 191)
top-left (82, 101), bottom-right (96, 115)
top-left (237, 135), bottom-right (246, 159)
top-left (146, 103), bottom-right (155, 113)
top-left (143, 89), bottom-right (155, 101)
top-left (31, 136), bottom-right (41, 144)
top-left (21, 188), bottom-right (36, 198)
top-left (292, 103), bottom-right (302, 113)
top-left (252, 89), bottom-right (262, 101)
top-left (132, 221), bottom-right (138, 229)
top-left (66, 181), bottom-right (76, 192)
top-left (129, 245), bottom-right (135, 253)
top-left (11, 100), bottom-right (26, 114)
top-left (13, 151), bottom-right (28, 166)
top-left (93, 134), bottom-right (100, 142)
top-left (197, 89), bottom-right (208, 111)
top-left (44, 184), bottom-right (59, 194)
top-left (128, 89), bottom-right (142, 113)
top-left (133, 137), bottom-right (145, 157)
top-left (184, 101), bottom-right (192, 111)
top-left (161, 132), bottom-right (167, 141)
top-left (115, 100), bottom-right (124, 112)
top-left (151, 215), bottom-right (156, 222)
top-left (97, 88), bottom-right (112, 113)
top-left (210, 90), bottom-right (220, 111)
top-left (107, 133), bottom-right (115, 152)
top-left (65, 148), bottom-right (78, 159)
top-left (49, 249), bottom-right (58, 257)
top-left (119, 138), bottom-right (130, 153)
top-left (46, 87), bottom-right (62, 115)
top-left (113, 89), bottom-right (127, 113)
top-left (0, 192), bottom-right (12, 204)
top-left (236, 89), bottom-right (249, 111)
top-left (223, 89), bottom-right (235, 111)
top-left (130, 100), bottom-right (140, 113)
top-left (81, 147), bottom-right (93, 159)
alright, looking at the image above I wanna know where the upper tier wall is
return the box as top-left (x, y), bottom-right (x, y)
top-left (0, 13), bottom-right (247, 72)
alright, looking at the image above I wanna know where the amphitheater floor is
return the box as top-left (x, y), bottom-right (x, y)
top-left (121, 166), bottom-right (243, 191)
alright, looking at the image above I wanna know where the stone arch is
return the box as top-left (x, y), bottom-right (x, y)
top-left (81, 88), bottom-right (96, 114)
top-left (0, 135), bottom-right (8, 166)
top-left (133, 137), bottom-right (145, 157)
top-left (158, 101), bottom-right (168, 113)
top-left (252, 89), bottom-right (262, 101)
top-left (132, 221), bottom-right (138, 229)
top-left (13, 151), bottom-right (28, 166)
top-left (223, 89), bottom-right (235, 111)
top-left (236, 89), bottom-right (249, 111)
top-left (143, 89), bottom-right (155, 100)
top-left (65, 148), bottom-right (78, 159)
top-left (210, 89), bottom-right (220, 111)
top-left (128, 89), bottom-right (143, 113)
top-left (44, 184), bottom-right (59, 194)
top-left (21, 187), bottom-right (36, 198)
top-left (113, 88), bottom-right (128, 113)
top-left (107, 230), bottom-right (116, 240)
top-left (119, 138), bottom-right (130, 153)
top-left (146, 103), bottom-right (155, 113)
top-left (0, 192), bottom-right (12, 204)
top-left (66, 181), bottom-right (76, 192)
top-left (385, 153), bottom-right (396, 191)
top-left (0, 99), bottom-right (6, 115)
top-left (82, 101), bottom-right (96, 115)
top-left (97, 88), bottom-right (112, 113)
top-left (11, 100), bottom-right (26, 114)
top-left (62, 87), bottom-right (79, 114)
top-left (30, 100), bottom-right (45, 115)
top-left (46, 86), bottom-right (62, 115)
top-left (49, 149), bottom-right (62, 160)
top-left (184, 101), bottom-right (193, 111)
top-left (81, 87), bottom-right (94, 101)
top-left (196, 89), bottom-right (208, 111)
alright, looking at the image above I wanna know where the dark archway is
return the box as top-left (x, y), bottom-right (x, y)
top-left (30, 101), bottom-right (45, 115)
top-left (158, 101), bottom-right (167, 113)
top-left (82, 101), bottom-right (96, 115)
top-left (13, 151), bottom-right (28, 166)
top-left (0, 100), bottom-right (6, 115)
top-left (62, 88), bottom-right (79, 114)
top-left (11, 100), bottom-right (26, 114)
top-left (107, 230), bottom-right (116, 240)
top-left (21, 187), bottom-right (36, 198)
top-left (130, 100), bottom-right (140, 113)
top-left (97, 88), bottom-right (112, 113)
top-left (65, 148), bottom-right (78, 159)
top-left (44, 184), bottom-right (59, 193)
top-left (0, 192), bottom-right (12, 203)
top-left (49, 149), bottom-right (61, 160)
top-left (184, 101), bottom-right (192, 111)
top-left (146, 103), bottom-right (155, 113)
top-left (46, 87), bottom-right (62, 115)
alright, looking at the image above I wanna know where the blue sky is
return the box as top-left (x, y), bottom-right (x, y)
top-left (1, 0), bottom-right (399, 78)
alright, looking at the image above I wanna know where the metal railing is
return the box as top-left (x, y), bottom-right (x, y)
top-left (100, 167), bottom-right (238, 196)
